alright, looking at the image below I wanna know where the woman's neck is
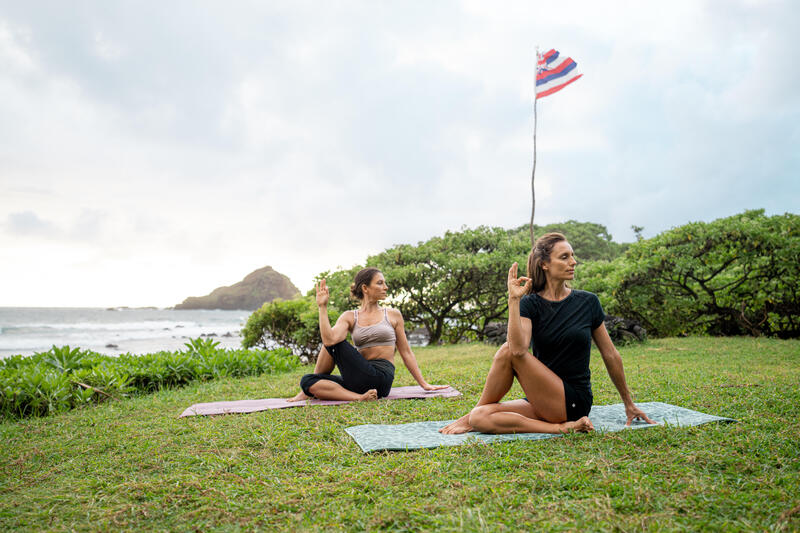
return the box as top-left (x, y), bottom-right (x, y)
top-left (360, 298), bottom-right (381, 312)
top-left (538, 279), bottom-right (570, 301)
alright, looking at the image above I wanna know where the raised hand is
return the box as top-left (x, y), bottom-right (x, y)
top-left (507, 262), bottom-right (532, 300)
top-left (315, 279), bottom-right (330, 307)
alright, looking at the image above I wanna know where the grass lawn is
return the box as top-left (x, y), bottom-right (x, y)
top-left (1, 337), bottom-right (798, 531)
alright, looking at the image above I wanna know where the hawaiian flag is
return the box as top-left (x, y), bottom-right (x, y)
top-left (536, 49), bottom-right (582, 99)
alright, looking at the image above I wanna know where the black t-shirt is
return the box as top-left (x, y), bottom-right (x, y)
top-left (518, 289), bottom-right (605, 394)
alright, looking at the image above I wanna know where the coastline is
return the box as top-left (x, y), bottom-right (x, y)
top-left (0, 307), bottom-right (254, 359)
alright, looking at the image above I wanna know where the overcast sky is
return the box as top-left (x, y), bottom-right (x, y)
top-left (1, 1), bottom-right (798, 307)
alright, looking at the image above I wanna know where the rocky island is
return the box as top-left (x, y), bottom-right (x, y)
top-left (174, 266), bottom-right (300, 310)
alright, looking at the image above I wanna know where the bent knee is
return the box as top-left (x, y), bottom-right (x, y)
top-left (494, 342), bottom-right (526, 362)
top-left (468, 405), bottom-right (493, 432)
top-left (493, 343), bottom-right (512, 362)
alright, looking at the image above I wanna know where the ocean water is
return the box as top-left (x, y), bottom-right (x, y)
top-left (0, 307), bottom-right (253, 359)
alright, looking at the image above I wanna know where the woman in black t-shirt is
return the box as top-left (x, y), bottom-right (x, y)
top-left (440, 232), bottom-right (653, 435)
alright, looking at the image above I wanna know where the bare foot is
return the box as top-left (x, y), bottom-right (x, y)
top-left (559, 416), bottom-right (594, 433)
top-left (286, 391), bottom-right (310, 402)
top-left (357, 389), bottom-right (378, 402)
top-left (439, 413), bottom-right (473, 434)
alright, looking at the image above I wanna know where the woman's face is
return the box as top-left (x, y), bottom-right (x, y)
top-left (543, 241), bottom-right (577, 281)
top-left (363, 272), bottom-right (389, 301)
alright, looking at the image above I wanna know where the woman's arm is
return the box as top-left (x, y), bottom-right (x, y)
top-left (316, 279), bottom-right (352, 346)
top-left (507, 262), bottom-right (533, 356)
top-left (592, 323), bottom-right (655, 426)
top-left (391, 309), bottom-right (448, 391)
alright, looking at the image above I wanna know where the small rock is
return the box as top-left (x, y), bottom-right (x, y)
top-left (105, 343), bottom-right (119, 349)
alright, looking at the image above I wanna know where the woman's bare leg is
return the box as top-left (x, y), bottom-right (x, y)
top-left (440, 343), bottom-right (518, 433)
top-left (467, 351), bottom-right (592, 434)
top-left (308, 380), bottom-right (377, 402)
top-left (440, 342), bottom-right (573, 434)
top-left (469, 400), bottom-right (593, 434)
top-left (287, 346), bottom-right (337, 401)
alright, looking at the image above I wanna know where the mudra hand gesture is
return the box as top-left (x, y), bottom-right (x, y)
top-left (315, 279), bottom-right (330, 307)
top-left (507, 262), bottom-right (531, 300)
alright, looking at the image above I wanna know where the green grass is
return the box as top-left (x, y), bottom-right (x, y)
top-left (1, 337), bottom-right (798, 531)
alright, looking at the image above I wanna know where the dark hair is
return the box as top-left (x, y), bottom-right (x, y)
top-left (526, 232), bottom-right (568, 293)
top-left (350, 268), bottom-right (382, 300)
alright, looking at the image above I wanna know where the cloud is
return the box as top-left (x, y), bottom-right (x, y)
top-left (0, 1), bottom-right (797, 305)
top-left (4, 211), bottom-right (57, 237)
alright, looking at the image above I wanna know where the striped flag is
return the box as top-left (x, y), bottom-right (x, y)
top-left (536, 49), bottom-right (582, 99)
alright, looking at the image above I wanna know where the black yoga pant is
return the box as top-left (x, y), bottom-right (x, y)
top-left (300, 341), bottom-right (395, 398)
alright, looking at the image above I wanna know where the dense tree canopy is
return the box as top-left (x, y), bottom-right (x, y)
top-left (244, 213), bottom-right (799, 355)
top-left (512, 220), bottom-right (628, 262)
top-left (366, 226), bottom-right (529, 344)
top-left (579, 210), bottom-right (800, 338)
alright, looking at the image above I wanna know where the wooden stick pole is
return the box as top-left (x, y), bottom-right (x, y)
top-left (530, 47), bottom-right (539, 248)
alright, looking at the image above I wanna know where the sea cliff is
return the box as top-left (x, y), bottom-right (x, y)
top-left (175, 266), bottom-right (300, 310)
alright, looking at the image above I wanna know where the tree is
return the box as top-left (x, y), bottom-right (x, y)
top-left (612, 210), bottom-right (800, 338)
top-left (314, 221), bottom-right (630, 345)
top-left (511, 220), bottom-right (628, 262)
top-left (365, 226), bottom-right (529, 344)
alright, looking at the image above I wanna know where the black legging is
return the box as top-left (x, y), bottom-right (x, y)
top-left (300, 340), bottom-right (395, 398)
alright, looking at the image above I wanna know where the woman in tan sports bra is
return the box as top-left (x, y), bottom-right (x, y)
top-left (288, 268), bottom-right (447, 401)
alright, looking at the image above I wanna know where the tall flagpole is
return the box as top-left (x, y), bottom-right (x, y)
top-left (530, 46), bottom-right (539, 248)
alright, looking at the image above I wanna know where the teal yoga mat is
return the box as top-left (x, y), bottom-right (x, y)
top-left (345, 401), bottom-right (736, 453)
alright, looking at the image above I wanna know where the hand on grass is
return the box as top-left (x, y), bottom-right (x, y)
top-left (625, 404), bottom-right (656, 426)
top-left (421, 383), bottom-right (449, 391)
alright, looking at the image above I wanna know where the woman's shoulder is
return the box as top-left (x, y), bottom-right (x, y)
top-left (521, 292), bottom-right (538, 303)
top-left (384, 306), bottom-right (403, 318)
top-left (571, 289), bottom-right (599, 300)
top-left (382, 307), bottom-right (404, 328)
top-left (570, 289), bottom-right (601, 306)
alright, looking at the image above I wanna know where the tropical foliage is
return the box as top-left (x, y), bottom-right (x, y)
top-left (512, 219), bottom-right (629, 262)
top-left (244, 211), bottom-right (800, 353)
top-left (368, 226), bottom-right (530, 344)
top-left (241, 296), bottom-right (336, 359)
top-left (0, 339), bottom-right (296, 419)
top-left (606, 210), bottom-right (799, 337)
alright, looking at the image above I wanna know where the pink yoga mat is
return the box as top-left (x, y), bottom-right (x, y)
top-left (179, 385), bottom-right (462, 417)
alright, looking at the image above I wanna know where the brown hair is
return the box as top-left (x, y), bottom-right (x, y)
top-left (526, 232), bottom-right (568, 293)
top-left (350, 268), bottom-right (382, 300)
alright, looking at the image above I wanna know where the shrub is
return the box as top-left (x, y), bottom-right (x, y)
top-left (0, 341), bottom-right (297, 420)
top-left (612, 210), bottom-right (800, 338)
top-left (241, 296), bottom-right (337, 359)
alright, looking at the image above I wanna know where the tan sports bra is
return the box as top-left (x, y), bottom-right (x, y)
top-left (351, 308), bottom-right (397, 350)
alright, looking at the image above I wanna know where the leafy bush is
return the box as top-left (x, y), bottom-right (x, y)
top-left (610, 210), bottom-right (799, 337)
top-left (0, 340), bottom-right (297, 420)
